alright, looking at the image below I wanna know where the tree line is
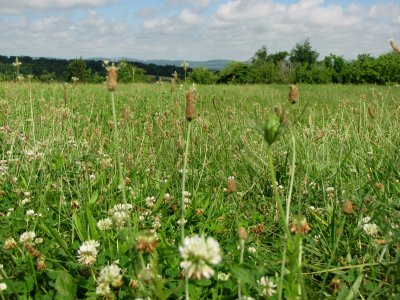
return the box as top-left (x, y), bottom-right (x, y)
top-left (1, 39), bottom-right (399, 85)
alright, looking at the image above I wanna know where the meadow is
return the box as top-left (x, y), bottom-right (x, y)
top-left (0, 80), bottom-right (399, 299)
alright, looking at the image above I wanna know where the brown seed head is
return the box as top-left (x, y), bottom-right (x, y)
top-left (238, 227), bottom-right (248, 241)
top-left (375, 182), bottom-right (384, 191)
top-left (289, 84), bottom-right (299, 104)
top-left (24, 242), bottom-right (42, 258)
top-left (186, 90), bottom-right (195, 121)
top-left (342, 200), bottom-right (354, 214)
top-left (4, 237), bottom-right (17, 250)
top-left (289, 216), bottom-right (311, 235)
top-left (37, 258), bottom-right (46, 271)
top-left (226, 176), bottom-right (237, 193)
top-left (106, 65), bottom-right (118, 91)
top-left (138, 233), bottom-right (158, 253)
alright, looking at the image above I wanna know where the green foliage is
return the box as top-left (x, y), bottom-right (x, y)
top-left (65, 58), bottom-right (89, 82)
top-left (218, 61), bottom-right (251, 83)
top-left (290, 38), bottom-right (319, 66)
top-left (188, 67), bottom-right (218, 84)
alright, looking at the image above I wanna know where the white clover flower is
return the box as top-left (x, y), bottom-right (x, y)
top-left (77, 240), bottom-right (100, 266)
top-left (98, 264), bottom-right (123, 288)
top-left (248, 246), bottom-right (257, 254)
top-left (217, 272), bottom-right (230, 281)
top-left (20, 231), bottom-right (36, 243)
top-left (145, 196), bottom-right (156, 208)
top-left (96, 282), bottom-right (111, 296)
top-left (26, 210), bottom-right (35, 216)
top-left (109, 203), bottom-right (132, 229)
top-left (97, 218), bottom-right (113, 231)
top-left (0, 282), bottom-right (6, 291)
top-left (34, 238), bottom-right (43, 244)
top-left (177, 218), bottom-right (187, 226)
top-left (363, 223), bottom-right (379, 236)
top-left (362, 216), bottom-right (371, 224)
top-left (179, 235), bottom-right (221, 279)
top-left (89, 174), bottom-right (96, 181)
top-left (326, 186), bottom-right (335, 196)
top-left (257, 276), bottom-right (277, 297)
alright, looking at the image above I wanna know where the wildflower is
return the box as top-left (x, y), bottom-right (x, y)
top-left (89, 174), bottom-right (96, 181)
top-left (20, 231), bottom-right (36, 243)
top-left (98, 264), bottom-right (123, 288)
top-left (77, 240), bottom-right (100, 266)
top-left (34, 238), bottom-right (43, 244)
top-left (363, 223), bottom-right (379, 236)
top-left (4, 238), bottom-right (17, 250)
top-left (179, 235), bottom-right (221, 279)
top-left (257, 276), bottom-right (277, 297)
top-left (217, 272), bottom-right (230, 281)
top-left (36, 258), bottom-right (46, 271)
top-left (109, 203), bottom-right (132, 229)
top-left (96, 282), bottom-right (111, 297)
top-left (326, 186), bottom-right (335, 197)
top-left (137, 232), bottom-right (158, 253)
top-left (177, 218), bottom-right (187, 226)
top-left (289, 216), bottom-right (311, 235)
top-left (0, 282), bottom-right (6, 291)
top-left (362, 216), bottom-right (371, 224)
top-left (145, 196), bottom-right (156, 208)
top-left (97, 218), bottom-right (113, 231)
top-left (26, 210), bottom-right (35, 216)
top-left (248, 247), bottom-right (257, 254)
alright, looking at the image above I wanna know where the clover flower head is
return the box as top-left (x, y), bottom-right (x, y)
top-left (77, 240), bottom-right (100, 266)
top-left (179, 235), bottom-right (221, 279)
top-left (257, 276), bottom-right (277, 297)
top-left (20, 231), bottom-right (36, 243)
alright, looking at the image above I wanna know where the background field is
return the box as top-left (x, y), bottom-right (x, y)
top-left (0, 82), bottom-right (399, 299)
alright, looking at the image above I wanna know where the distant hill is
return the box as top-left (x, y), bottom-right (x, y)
top-left (89, 58), bottom-right (233, 71)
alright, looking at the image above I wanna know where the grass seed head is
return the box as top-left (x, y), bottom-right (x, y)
top-left (226, 176), bottom-right (237, 193)
top-left (238, 227), bottom-right (248, 241)
top-left (342, 200), bottom-right (354, 214)
top-left (186, 90), bottom-right (195, 121)
top-left (106, 64), bottom-right (118, 91)
top-left (389, 38), bottom-right (400, 54)
top-left (289, 84), bottom-right (299, 104)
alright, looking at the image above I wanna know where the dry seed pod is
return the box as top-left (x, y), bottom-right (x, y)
top-left (186, 90), bottom-right (195, 121)
top-left (107, 64), bottom-right (118, 91)
top-left (289, 84), bottom-right (299, 104)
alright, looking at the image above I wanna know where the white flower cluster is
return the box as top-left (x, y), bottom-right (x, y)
top-left (19, 231), bottom-right (36, 243)
top-left (0, 264), bottom-right (6, 291)
top-left (179, 235), bottom-right (221, 279)
top-left (96, 263), bottom-right (123, 296)
top-left (362, 216), bottom-right (379, 236)
top-left (257, 276), bottom-right (277, 297)
top-left (77, 240), bottom-right (100, 266)
top-left (108, 203), bottom-right (133, 229)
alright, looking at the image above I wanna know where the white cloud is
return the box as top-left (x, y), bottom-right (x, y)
top-left (0, 0), bottom-right (110, 13)
top-left (0, 0), bottom-right (399, 60)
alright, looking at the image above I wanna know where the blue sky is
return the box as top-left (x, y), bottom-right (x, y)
top-left (0, 0), bottom-right (399, 61)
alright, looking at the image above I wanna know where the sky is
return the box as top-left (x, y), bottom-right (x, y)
top-left (0, 0), bottom-right (399, 61)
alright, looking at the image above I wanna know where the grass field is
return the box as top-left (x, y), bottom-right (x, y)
top-left (0, 81), bottom-right (399, 299)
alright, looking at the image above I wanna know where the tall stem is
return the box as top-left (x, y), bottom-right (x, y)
top-left (182, 121), bottom-right (192, 300)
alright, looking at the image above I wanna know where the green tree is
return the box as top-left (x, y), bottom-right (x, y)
top-left (189, 67), bottom-right (218, 84)
top-left (217, 62), bottom-right (251, 84)
top-left (65, 58), bottom-right (89, 82)
top-left (118, 61), bottom-right (133, 83)
top-left (290, 38), bottom-right (319, 66)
